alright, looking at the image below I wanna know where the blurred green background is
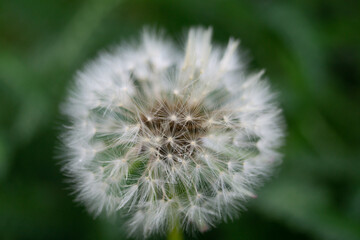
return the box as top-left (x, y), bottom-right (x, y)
top-left (1, 0), bottom-right (360, 239)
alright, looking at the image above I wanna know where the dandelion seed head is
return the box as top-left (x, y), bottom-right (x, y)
top-left (61, 27), bottom-right (284, 238)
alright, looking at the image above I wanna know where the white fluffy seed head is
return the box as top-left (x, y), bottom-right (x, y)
top-left (61, 27), bottom-right (284, 238)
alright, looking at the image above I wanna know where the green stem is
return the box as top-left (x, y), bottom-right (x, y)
top-left (167, 223), bottom-right (183, 240)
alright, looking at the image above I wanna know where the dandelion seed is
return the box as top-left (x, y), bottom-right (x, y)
top-left (61, 27), bottom-right (284, 238)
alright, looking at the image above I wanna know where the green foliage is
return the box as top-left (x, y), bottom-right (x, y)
top-left (1, 0), bottom-right (359, 239)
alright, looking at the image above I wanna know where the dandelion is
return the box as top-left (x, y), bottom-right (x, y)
top-left (61, 27), bottom-right (284, 238)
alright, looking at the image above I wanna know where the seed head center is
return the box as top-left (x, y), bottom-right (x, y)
top-left (140, 98), bottom-right (208, 162)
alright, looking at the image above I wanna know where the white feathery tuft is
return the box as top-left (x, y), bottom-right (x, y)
top-left (60, 27), bottom-right (284, 238)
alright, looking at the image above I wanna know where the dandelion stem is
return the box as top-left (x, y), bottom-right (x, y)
top-left (168, 224), bottom-right (183, 240)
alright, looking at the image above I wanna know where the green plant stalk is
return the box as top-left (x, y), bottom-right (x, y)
top-left (168, 223), bottom-right (183, 240)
